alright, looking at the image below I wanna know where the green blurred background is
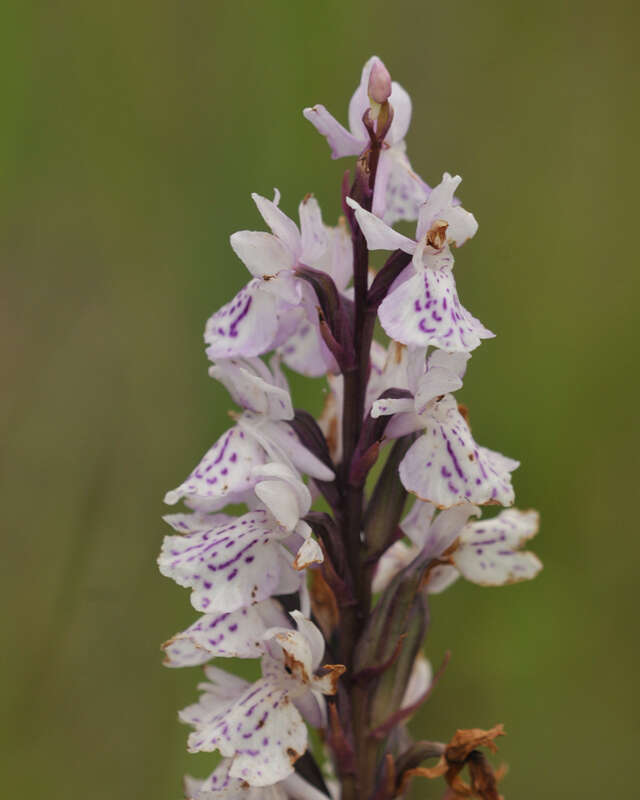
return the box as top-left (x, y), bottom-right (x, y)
top-left (1, 1), bottom-right (638, 797)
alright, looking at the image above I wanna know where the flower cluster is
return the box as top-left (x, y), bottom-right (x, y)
top-left (160, 56), bottom-right (541, 800)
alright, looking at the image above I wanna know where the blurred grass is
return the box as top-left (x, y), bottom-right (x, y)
top-left (1, 1), bottom-right (638, 797)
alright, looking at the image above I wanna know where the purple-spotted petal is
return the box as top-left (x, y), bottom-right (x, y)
top-left (192, 759), bottom-right (327, 799)
top-left (454, 509), bottom-right (541, 585)
top-left (398, 395), bottom-right (516, 508)
top-left (162, 599), bottom-right (290, 667)
top-left (205, 280), bottom-right (280, 360)
top-left (164, 425), bottom-right (267, 510)
top-left (180, 666), bottom-right (249, 729)
top-left (303, 105), bottom-right (364, 158)
top-left (376, 145), bottom-right (431, 225)
top-left (189, 759), bottom-right (262, 799)
top-left (158, 510), bottom-right (300, 613)
top-left (371, 396), bottom-right (414, 419)
top-left (188, 674), bottom-right (308, 786)
top-left (378, 267), bottom-right (494, 352)
top-left (279, 315), bottom-right (335, 377)
top-left (163, 512), bottom-right (232, 534)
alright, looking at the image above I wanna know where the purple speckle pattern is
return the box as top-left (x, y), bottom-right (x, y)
top-left (279, 315), bottom-right (332, 378)
top-left (164, 425), bottom-right (268, 510)
top-left (162, 598), bottom-right (290, 667)
top-left (378, 266), bottom-right (493, 352)
top-left (185, 657), bottom-right (308, 786)
top-left (382, 146), bottom-right (431, 225)
top-left (399, 395), bottom-right (516, 508)
top-left (158, 510), bottom-right (300, 613)
top-left (205, 279), bottom-right (280, 359)
top-left (454, 509), bottom-right (542, 585)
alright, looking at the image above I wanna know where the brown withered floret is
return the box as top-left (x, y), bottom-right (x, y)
top-left (398, 724), bottom-right (506, 800)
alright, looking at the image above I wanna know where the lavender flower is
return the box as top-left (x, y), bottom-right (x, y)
top-left (160, 55), bottom-right (541, 800)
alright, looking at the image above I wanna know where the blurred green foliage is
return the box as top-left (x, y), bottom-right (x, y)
top-left (1, 1), bottom-right (638, 797)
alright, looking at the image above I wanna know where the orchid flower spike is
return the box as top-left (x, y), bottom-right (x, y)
top-left (160, 54), bottom-right (541, 800)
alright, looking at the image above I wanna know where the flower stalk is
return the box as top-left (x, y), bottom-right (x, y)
top-left (159, 55), bottom-right (542, 800)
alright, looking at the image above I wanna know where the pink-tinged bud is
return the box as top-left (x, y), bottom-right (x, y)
top-left (367, 59), bottom-right (392, 104)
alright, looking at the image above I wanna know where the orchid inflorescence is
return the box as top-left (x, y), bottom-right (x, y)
top-left (159, 56), bottom-right (541, 800)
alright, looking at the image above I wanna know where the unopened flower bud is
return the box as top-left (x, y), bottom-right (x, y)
top-left (368, 59), bottom-right (392, 104)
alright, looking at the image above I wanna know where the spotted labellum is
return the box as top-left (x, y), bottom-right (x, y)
top-left (160, 55), bottom-right (541, 800)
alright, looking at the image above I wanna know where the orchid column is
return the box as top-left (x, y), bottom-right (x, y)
top-left (159, 56), bottom-right (541, 800)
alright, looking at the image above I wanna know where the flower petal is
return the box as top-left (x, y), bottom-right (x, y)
top-left (346, 197), bottom-right (416, 254)
top-left (416, 173), bottom-right (477, 246)
top-left (386, 80), bottom-right (413, 145)
top-left (158, 510), bottom-right (299, 613)
top-left (398, 395), bottom-right (516, 507)
top-left (401, 654), bottom-right (432, 710)
top-left (414, 366), bottom-right (463, 415)
top-left (254, 479), bottom-right (306, 532)
top-left (163, 512), bottom-right (232, 533)
top-left (279, 316), bottom-right (336, 377)
top-left (261, 420), bottom-right (335, 482)
top-left (289, 611), bottom-right (326, 673)
top-left (252, 192), bottom-right (301, 259)
top-left (230, 230), bottom-right (295, 277)
top-left (162, 599), bottom-right (291, 667)
top-left (454, 509), bottom-right (542, 585)
top-left (298, 194), bottom-right (328, 266)
top-left (292, 537), bottom-right (324, 570)
top-left (164, 425), bottom-right (267, 510)
top-left (376, 145), bottom-right (431, 225)
top-left (428, 348), bottom-right (471, 380)
top-left (378, 268), bottom-right (494, 352)
top-left (209, 359), bottom-right (293, 421)
top-left (400, 500), bottom-right (436, 546)
top-left (325, 218), bottom-right (353, 291)
top-left (371, 396), bottom-right (415, 418)
top-left (372, 540), bottom-right (415, 593)
top-left (424, 564), bottom-right (460, 594)
top-left (188, 677), bottom-right (308, 787)
top-left (303, 104), bottom-right (364, 158)
top-left (204, 279), bottom-right (281, 360)
top-left (193, 759), bottom-right (261, 798)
